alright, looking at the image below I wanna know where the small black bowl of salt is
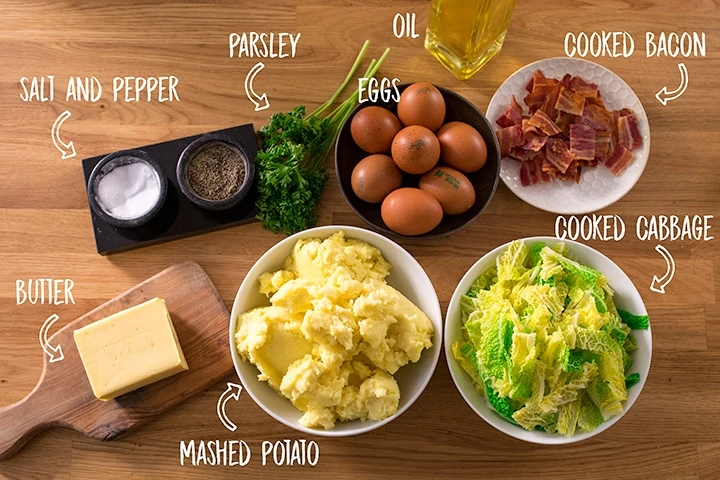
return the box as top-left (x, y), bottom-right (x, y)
top-left (176, 133), bottom-right (254, 211)
top-left (87, 150), bottom-right (168, 228)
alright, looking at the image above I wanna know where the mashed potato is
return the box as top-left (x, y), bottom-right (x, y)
top-left (235, 231), bottom-right (434, 429)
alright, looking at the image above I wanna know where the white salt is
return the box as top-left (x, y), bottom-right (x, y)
top-left (96, 161), bottom-right (161, 220)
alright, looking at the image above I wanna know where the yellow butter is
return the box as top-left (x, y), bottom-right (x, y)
top-left (73, 297), bottom-right (188, 401)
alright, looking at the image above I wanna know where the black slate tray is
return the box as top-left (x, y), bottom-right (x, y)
top-left (82, 124), bottom-right (259, 255)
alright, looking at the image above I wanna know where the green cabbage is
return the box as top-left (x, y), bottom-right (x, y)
top-left (557, 393), bottom-right (583, 436)
top-left (478, 312), bottom-right (513, 381)
top-left (577, 391), bottom-right (604, 432)
top-left (530, 241), bottom-right (548, 266)
top-left (625, 372), bottom-right (640, 388)
top-left (512, 363), bottom-right (598, 430)
top-left (624, 333), bottom-right (638, 352)
top-left (467, 266), bottom-right (497, 298)
top-left (562, 348), bottom-right (600, 372)
top-left (586, 377), bottom-right (624, 420)
top-left (484, 378), bottom-right (518, 423)
top-left (453, 240), bottom-right (649, 436)
top-left (452, 341), bottom-right (481, 386)
top-left (508, 332), bottom-right (537, 400)
top-left (618, 309), bottom-right (650, 330)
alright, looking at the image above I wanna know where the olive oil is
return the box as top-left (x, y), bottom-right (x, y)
top-left (425, 0), bottom-right (517, 80)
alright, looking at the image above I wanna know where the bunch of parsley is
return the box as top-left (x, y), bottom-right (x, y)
top-left (256, 41), bottom-right (389, 235)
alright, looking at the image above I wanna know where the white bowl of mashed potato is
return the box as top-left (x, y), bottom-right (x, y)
top-left (229, 226), bottom-right (442, 436)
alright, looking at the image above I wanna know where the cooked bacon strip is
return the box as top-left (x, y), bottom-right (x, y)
top-left (555, 111), bottom-right (576, 136)
top-left (522, 134), bottom-right (548, 151)
top-left (496, 125), bottom-right (524, 157)
top-left (519, 155), bottom-right (553, 186)
top-left (523, 93), bottom-right (543, 113)
top-left (519, 161), bottom-right (535, 186)
top-left (578, 159), bottom-right (599, 167)
top-left (569, 123), bottom-right (596, 160)
top-left (617, 115), bottom-right (633, 149)
top-left (572, 167), bottom-right (582, 183)
top-left (539, 84), bottom-right (562, 120)
top-left (594, 131), bottom-right (612, 162)
top-left (619, 111), bottom-right (643, 149)
top-left (496, 95), bottom-right (525, 128)
top-left (570, 76), bottom-right (599, 98)
top-left (586, 94), bottom-right (605, 109)
top-left (522, 118), bottom-right (538, 133)
top-left (535, 77), bottom-right (560, 91)
top-left (580, 103), bottom-right (613, 132)
top-left (509, 147), bottom-right (537, 162)
top-left (545, 137), bottom-right (575, 174)
top-left (556, 161), bottom-right (582, 183)
top-left (522, 118), bottom-right (548, 146)
top-left (525, 86), bottom-right (555, 113)
top-left (529, 70), bottom-right (557, 91)
top-left (555, 86), bottom-right (585, 115)
top-left (603, 144), bottom-right (634, 176)
top-left (525, 70), bottom-right (547, 93)
top-left (541, 157), bottom-right (559, 175)
top-left (521, 118), bottom-right (549, 151)
top-left (525, 77), bottom-right (560, 113)
top-left (527, 109), bottom-right (562, 136)
top-left (561, 73), bottom-right (572, 89)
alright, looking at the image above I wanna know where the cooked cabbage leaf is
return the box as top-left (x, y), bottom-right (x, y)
top-left (530, 242), bottom-right (548, 266)
top-left (618, 309), bottom-right (650, 330)
top-left (452, 341), bottom-right (482, 386)
top-left (562, 348), bottom-right (600, 373)
top-left (557, 394), bottom-right (583, 436)
top-left (577, 391), bottom-right (604, 432)
top-left (497, 240), bottom-right (529, 284)
top-left (467, 267), bottom-right (497, 298)
top-left (508, 332), bottom-right (537, 400)
top-left (625, 372), bottom-right (640, 388)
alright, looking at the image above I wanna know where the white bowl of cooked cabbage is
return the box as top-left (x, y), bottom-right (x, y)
top-left (445, 237), bottom-right (651, 444)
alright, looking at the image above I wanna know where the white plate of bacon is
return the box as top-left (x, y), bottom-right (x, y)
top-left (487, 57), bottom-right (650, 214)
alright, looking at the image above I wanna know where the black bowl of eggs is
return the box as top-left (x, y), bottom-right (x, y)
top-left (335, 82), bottom-right (501, 238)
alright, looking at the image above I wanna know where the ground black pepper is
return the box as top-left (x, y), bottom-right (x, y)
top-left (186, 142), bottom-right (246, 201)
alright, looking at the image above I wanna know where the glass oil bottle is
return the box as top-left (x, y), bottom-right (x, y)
top-left (425, 0), bottom-right (518, 80)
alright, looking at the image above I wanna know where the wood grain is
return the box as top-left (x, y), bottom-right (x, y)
top-left (0, 261), bottom-right (232, 461)
top-left (0, 0), bottom-right (718, 478)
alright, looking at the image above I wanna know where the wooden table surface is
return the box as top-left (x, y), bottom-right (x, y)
top-left (1, 1), bottom-right (718, 478)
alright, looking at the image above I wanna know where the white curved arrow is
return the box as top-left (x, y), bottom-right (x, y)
top-left (650, 244), bottom-right (675, 294)
top-left (51, 110), bottom-right (77, 159)
top-left (244, 62), bottom-right (270, 112)
top-left (39, 314), bottom-right (64, 363)
top-left (655, 63), bottom-right (688, 106)
top-left (217, 382), bottom-right (243, 432)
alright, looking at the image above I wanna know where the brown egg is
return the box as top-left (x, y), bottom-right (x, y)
top-left (381, 188), bottom-right (443, 236)
top-left (436, 121), bottom-right (488, 173)
top-left (350, 106), bottom-right (402, 153)
top-left (397, 82), bottom-right (446, 131)
top-left (391, 126), bottom-right (440, 175)
top-left (351, 154), bottom-right (403, 203)
top-left (419, 166), bottom-right (476, 215)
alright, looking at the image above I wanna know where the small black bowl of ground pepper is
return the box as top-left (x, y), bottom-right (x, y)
top-left (177, 133), bottom-right (255, 211)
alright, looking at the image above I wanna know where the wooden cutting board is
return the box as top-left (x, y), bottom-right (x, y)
top-left (0, 261), bottom-right (234, 460)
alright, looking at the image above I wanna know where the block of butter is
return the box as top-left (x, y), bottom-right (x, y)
top-left (73, 297), bottom-right (189, 401)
